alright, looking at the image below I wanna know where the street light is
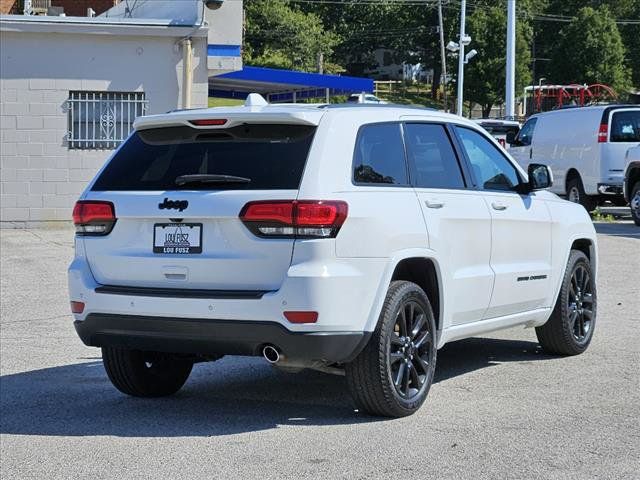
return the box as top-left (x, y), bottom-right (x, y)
top-left (464, 49), bottom-right (478, 64)
top-left (455, 0), bottom-right (469, 116)
top-left (446, 41), bottom-right (459, 53)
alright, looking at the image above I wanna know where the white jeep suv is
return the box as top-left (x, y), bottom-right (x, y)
top-left (69, 96), bottom-right (598, 417)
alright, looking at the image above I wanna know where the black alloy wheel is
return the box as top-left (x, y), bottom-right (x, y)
top-left (346, 281), bottom-right (437, 417)
top-left (389, 300), bottom-right (433, 400)
top-left (568, 264), bottom-right (594, 342)
top-left (536, 250), bottom-right (597, 355)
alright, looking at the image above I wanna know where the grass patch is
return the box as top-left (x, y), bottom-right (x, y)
top-left (591, 207), bottom-right (615, 222)
top-left (375, 83), bottom-right (444, 109)
top-left (208, 97), bottom-right (245, 108)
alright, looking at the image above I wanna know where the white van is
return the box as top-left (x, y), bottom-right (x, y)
top-left (509, 105), bottom-right (640, 210)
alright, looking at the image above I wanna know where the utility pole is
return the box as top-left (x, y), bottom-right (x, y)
top-left (456, 0), bottom-right (467, 116)
top-left (437, 0), bottom-right (448, 112)
top-left (505, 0), bottom-right (516, 119)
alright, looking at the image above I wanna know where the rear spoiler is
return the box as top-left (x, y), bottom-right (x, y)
top-left (134, 109), bottom-right (325, 131)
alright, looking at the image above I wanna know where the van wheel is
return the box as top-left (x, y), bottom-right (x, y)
top-left (536, 250), bottom-right (596, 355)
top-left (102, 347), bottom-right (193, 397)
top-left (345, 281), bottom-right (437, 417)
top-left (566, 176), bottom-right (596, 212)
top-left (631, 181), bottom-right (640, 226)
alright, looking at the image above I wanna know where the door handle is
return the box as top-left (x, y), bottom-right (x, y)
top-left (491, 202), bottom-right (508, 211)
top-left (425, 199), bottom-right (444, 209)
top-left (529, 148), bottom-right (533, 159)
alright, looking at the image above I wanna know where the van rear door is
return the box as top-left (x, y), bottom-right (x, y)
top-left (602, 108), bottom-right (640, 187)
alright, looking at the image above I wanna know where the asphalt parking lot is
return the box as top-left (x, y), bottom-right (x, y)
top-left (1, 223), bottom-right (639, 480)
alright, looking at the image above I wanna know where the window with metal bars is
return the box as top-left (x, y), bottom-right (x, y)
top-left (67, 91), bottom-right (147, 150)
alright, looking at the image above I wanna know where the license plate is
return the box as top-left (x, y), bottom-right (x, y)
top-left (153, 223), bottom-right (202, 254)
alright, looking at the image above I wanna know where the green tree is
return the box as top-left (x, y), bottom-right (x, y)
top-left (548, 6), bottom-right (631, 93)
top-left (244, 0), bottom-right (339, 72)
top-left (462, 3), bottom-right (533, 117)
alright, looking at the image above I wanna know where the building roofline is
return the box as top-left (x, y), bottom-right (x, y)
top-left (0, 15), bottom-right (208, 37)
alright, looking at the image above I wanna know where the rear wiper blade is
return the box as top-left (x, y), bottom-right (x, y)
top-left (175, 174), bottom-right (251, 186)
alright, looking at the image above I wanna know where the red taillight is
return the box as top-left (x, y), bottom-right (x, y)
top-left (72, 201), bottom-right (116, 236)
top-left (239, 200), bottom-right (348, 238)
top-left (597, 123), bottom-right (608, 143)
top-left (70, 301), bottom-right (85, 314)
top-left (283, 311), bottom-right (318, 324)
top-left (189, 119), bottom-right (228, 126)
top-left (240, 201), bottom-right (294, 224)
top-left (296, 202), bottom-right (347, 226)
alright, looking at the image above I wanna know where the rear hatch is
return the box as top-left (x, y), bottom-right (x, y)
top-left (81, 116), bottom-right (319, 291)
top-left (601, 107), bottom-right (640, 172)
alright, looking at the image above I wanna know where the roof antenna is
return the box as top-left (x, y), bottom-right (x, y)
top-left (244, 93), bottom-right (268, 108)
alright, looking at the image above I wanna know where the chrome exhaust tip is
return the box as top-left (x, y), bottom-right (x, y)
top-left (262, 345), bottom-right (281, 364)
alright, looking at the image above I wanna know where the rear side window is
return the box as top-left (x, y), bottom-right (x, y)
top-left (404, 123), bottom-right (465, 189)
top-left (353, 123), bottom-right (408, 185)
top-left (91, 124), bottom-right (316, 191)
top-left (610, 111), bottom-right (640, 142)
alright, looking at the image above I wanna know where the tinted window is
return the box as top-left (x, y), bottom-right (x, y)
top-left (92, 124), bottom-right (315, 191)
top-left (353, 123), bottom-right (408, 185)
top-left (404, 123), bottom-right (465, 189)
top-left (455, 126), bottom-right (521, 191)
top-left (610, 110), bottom-right (640, 142)
top-left (515, 117), bottom-right (536, 146)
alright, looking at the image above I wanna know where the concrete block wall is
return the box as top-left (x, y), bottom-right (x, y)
top-left (0, 27), bottom-right (209, 226)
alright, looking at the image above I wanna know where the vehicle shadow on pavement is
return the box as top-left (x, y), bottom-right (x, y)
top-left (0, 337), bottom-right (556, 437)
top-left (593, 222), bottom-right (640, 240)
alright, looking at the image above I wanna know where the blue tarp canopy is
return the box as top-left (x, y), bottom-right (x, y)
top-left (209, 66), bottom-right (373, 102)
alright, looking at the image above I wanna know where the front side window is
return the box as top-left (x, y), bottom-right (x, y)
top-left (67, 91), bottom-right (147, 150)
top-left (515, 117), bottom-right (536, 146)
top-left (404, 123), bottom-right (465, 189)
top-left (353, 123), bottom-right (408, 185)
top-left (455, 126), bottom-right (521, 192)
top-left (610, 110), bottom-right (640, 142)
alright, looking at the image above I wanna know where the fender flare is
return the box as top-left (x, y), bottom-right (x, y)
top-left (550, 233), bottom-right (598, 310)
top-left (362, 248), bottom-right (445, 335)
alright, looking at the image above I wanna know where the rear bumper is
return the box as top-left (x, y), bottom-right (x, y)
top-left (75, 313), bottom-right (370, 363)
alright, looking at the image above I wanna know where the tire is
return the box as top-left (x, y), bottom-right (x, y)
top-left (631, 181), bottom-right (640, 226)
top-left (102, 347), bottom-right (193, 397)
top-left (346, 281), bottom-right (437, 417)
top-left (566, 176), bottom-right (597, 212)
top-left (536, 250), bottom-right (597, 355)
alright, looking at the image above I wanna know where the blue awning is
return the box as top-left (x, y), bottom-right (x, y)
top-left (209, 66), bottom-right (373, 101)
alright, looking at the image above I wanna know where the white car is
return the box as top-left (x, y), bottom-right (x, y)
top-left (69, 95), bottom-right (598, 417)
top-left (623, 145), bottom-right (640, 225)
top-left (509, 105), bottom-right (640, 210)
top-left (473, 119), bottom-right (520, 149)
top-left (347, 92), bottom-right (387, 104)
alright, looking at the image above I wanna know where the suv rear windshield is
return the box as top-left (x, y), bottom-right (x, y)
top-left (91, 124), bottom-right (316, 191)
top-left (610, 110), bottom-right (640, 142)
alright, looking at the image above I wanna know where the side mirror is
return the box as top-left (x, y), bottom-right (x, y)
top-left (506, 130), bottom-right (517, 145)
top-left (528, 163), bottom-right (553, 191)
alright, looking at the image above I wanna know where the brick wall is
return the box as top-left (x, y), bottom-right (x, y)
top-left (0, 0), bottom-right (18, 14)
top-left (51, 0), bottom-right (119, 17)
